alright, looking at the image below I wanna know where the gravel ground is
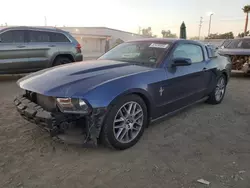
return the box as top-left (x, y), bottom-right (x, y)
top-left (1, 75), bottom-right (250, 188)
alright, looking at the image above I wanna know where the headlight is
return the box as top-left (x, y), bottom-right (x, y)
top-left (56, 98), bottom-right (90, 114)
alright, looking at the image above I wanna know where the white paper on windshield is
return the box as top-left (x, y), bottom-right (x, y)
top-left (122, 52), bottom-right (140, 58)
top-left (149, 43), bottom-right (169, 48)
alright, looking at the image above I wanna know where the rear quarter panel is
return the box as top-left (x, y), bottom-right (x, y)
top-left (215, 53), bottom-right (232, 81)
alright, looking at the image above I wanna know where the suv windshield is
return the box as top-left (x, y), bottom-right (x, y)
top-left (226, 38), bottom-right (250, 49)
top-left (99, 41), bottom-right (170, 66)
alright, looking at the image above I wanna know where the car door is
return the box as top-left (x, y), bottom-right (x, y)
top-left (0, 29), bottom-right (29, 73)
top-left (26, 30), bottom-right (56, 69)
top-left (158, 42), bottom-right (208, 115)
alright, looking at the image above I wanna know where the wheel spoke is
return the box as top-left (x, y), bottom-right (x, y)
top-left (134, 120), bottom-right (143, 126)
top-left (125, 129), bottom-right (130, 141)
top-left (120, 129), bottom-right (128, 140)
top-left (220, 89), bottom-right (225, 95)
top-left (126, 102), bottom-right (134, 115)
top-left (135, 113), bottom-right (143, 122)
top-left (132, 126), bottom-right (140, 131)
top-left (215, 88), bottom-right (220, 96)
top-left (218, 78), bottom-right (225, 89)
top-left (133, 109), bottom-right (142, 116)
top-left (114, 123), bottom-right (124, 129)
top-left (114, 117), bottom-right (125, 123)
top-left (116, 128), bottom-right (124, 139)
top-left (132, 103), bottom-right (136, 114)
top-left (119, 110), bottom-right (126, 118)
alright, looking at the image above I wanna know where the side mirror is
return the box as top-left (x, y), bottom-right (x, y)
top-left (172, 58), bottom-right (192, 67)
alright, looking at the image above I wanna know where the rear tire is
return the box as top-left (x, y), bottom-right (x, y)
top-left (53, 57), bottom-right (72, 67)
top-left (101, 95), bottom-right (148, 150)
top-left (206, 75), bottom-right (227, 104)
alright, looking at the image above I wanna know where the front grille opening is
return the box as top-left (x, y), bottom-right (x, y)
top-left (25, 90), bottom-right (36, 103)
top-left (25, 90), bottom-right (58, 112)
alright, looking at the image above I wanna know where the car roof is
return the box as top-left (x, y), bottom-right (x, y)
top-left (127, 38), bottom-right (204, 45)
top-left (0, 26), bottom-right (67, 33)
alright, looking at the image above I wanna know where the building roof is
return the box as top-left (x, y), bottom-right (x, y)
top-left (58, 26), bottom-right (143, 37)
top-left (72, 33), bottom-right (111, 39)
top-left (0, 26), bottom-right (143, 37)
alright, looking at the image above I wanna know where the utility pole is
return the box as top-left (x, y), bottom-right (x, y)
top-left (44, 16), bottom-right (47, 26)
top-left (138, 26), bottom-right (141, 35)
top-left (198, 16), bottom-right (203, 40)
top-left (208, 13), bottom-right (213, 38)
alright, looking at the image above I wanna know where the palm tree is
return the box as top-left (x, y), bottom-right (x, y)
top-left (243, 5), bottom-right (250, 36)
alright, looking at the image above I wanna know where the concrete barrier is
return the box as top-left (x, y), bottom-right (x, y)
top-left (0, 74), bottom-right (28, 81)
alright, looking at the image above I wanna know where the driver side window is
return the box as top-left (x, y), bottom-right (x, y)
top-left (173, 43), bottom-right (204, 63)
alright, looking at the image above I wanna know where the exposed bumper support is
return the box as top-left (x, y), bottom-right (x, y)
top-left (14, 94), bottom-right (107, 147)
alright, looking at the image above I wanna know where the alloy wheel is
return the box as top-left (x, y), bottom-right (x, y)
top-left (113, 101), bottom-right (144, 143)
top-left (215, 77), bottom-right (226, 101)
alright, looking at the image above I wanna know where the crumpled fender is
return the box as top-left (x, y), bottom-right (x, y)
top-left (85, 107), bottom-right (107, 145)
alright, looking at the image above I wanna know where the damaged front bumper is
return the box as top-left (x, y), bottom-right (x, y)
top-left (14, 94), bottom-right (107, 147)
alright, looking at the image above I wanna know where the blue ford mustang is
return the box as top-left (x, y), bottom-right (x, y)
top-left (14, 38), bottom-right (231, 150)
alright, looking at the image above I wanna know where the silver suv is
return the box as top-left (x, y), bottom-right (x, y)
top-left (0, 26), bottom-right (83, 74)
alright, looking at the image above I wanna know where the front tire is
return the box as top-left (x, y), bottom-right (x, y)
top-left (207, 75), bottom-right (227, 104)
top-left (101, 95), bottom-right (148, 150)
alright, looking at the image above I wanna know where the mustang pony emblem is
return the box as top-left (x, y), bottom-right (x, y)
top-left (159, 87), bottom-right (164, 96)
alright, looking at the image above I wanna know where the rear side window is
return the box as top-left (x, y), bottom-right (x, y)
top-left (0, 30), bottom-right (25, 43)
top-left (29, 31), bottom-right (50, 42)
top-left (50, 32), bottom-right (70, 42)
top-left (173, 43), bottom-right (204, 63)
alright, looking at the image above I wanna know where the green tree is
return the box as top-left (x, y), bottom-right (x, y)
top-left (189, 36), bottom-right (200, 40)
top-left (161, 30), bottom-right (177, 38)
top-left (242, 5), bottom-right (250, 36)
top-left (238, 30), bottom-right (250, 37)
top-left (142, 27), bottom-right (152, 37)
top-left (205, 32), bottom-right (234, 39)
top-left (180, 22), bottom-right (187, 39)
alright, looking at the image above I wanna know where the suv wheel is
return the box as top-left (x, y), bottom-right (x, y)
top-left (101, 95), bottom-right (147, 150)
top-left (53, 57), bottom-right (72, 67)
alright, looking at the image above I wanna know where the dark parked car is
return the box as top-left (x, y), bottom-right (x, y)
top-left (218, 37), bottom-right (250, 73)
top-left (0, 26), bottom-right (83, 74)
top-left (14, 38), bottom-right (231, 150)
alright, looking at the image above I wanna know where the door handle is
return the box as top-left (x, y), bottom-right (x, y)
top-left (17, 45), bottom-right (25, 48)
top-left (48, 44), bottom-right (56, 47)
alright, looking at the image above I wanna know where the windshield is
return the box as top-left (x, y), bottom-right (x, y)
top-left (226, 39), bottom-right (250, 49)
top-left (98, 41), bottom-right (170, 66)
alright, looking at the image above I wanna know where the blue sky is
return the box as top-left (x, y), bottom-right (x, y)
top-left (0, 0), bottom-right (249, 37)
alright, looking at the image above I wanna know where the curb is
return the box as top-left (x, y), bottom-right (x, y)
top-left (0, 74), bottom-right (28, 81)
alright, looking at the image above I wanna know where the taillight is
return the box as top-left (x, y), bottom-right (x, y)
top-left (76, 43), bottom-right (82, 53)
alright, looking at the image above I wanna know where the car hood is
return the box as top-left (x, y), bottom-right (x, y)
top-left (17, 60), bottom-right (154, 97)
top-left (218, 48), bottom-right (250, 56)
